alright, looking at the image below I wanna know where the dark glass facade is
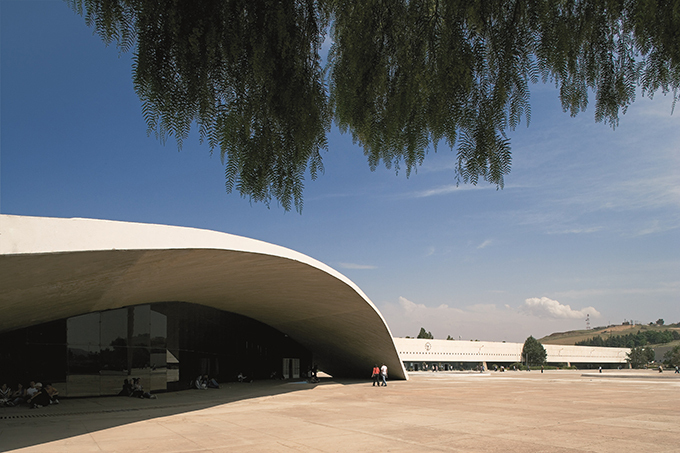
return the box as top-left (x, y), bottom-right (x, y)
top-left (0, 302), bottom-right (311, 397)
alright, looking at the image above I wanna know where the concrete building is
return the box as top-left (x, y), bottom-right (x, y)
top-left (0, 215), bottom-right (406, 396)
top-left (1, 215), bottom-right (633, 398)
top-left (394, 338), bottom-right (629, 370)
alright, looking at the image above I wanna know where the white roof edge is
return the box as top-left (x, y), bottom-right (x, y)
top-left (1, 213), bottom-right (345, 279)
top-left (0, 213), bottom-right (369, 299)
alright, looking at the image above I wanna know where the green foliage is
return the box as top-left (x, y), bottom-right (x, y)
top-left (576, 329), bottom-right (680, 347)
top-left (626, 346), bottom-right (655, 368)
top-left (522, 335), bottom-right (547, 366)
top-left (69, 0), bottom-right (330, 212)
top-left (446, 335), bottom-right (454, 340)
top-left (67, 0), bottom-right (680, 210)
top-left (417, 327), bottom-right (434, 339)
top-left (656, 318), bottom-right (665, 325)
top-left (663, 346), bottom-right (680, 367)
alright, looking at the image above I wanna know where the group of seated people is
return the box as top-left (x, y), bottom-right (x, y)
top-left (1, 378), bottom-right (163, 407)
top-left (118, 378), bottom-right (157, 399)
top-left (0, 381), bottom-right (59, 409)
top-left (195, 374), bottom-right (220, 389)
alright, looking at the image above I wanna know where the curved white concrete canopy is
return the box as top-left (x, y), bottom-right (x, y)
top-left (0, 215), bottom-right (407, 380)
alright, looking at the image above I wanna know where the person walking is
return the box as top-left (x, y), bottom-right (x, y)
top-left (371, 365), bottom-right (380, 386)
top-left (380, 364), bottom-right (388, 386)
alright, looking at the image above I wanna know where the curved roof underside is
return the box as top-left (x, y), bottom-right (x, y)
top-left (0, 215), bottom-right (407, 380)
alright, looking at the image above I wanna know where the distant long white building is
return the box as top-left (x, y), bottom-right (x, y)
top-left (394, 338), bottom-right (630, 369)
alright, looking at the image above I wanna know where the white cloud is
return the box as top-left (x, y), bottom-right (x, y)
top-left (409, 184), bottom-right (490, 198)
top-left (520, 297), bottom-right (600, 319)
top-left (398, 296), bottom-right (422, 312)
top-left (634, 219), bottom-right (678, 237)
top-left (412, 184), bottom-right (464, 198)
top-left (477, 239), bottom-right (493, 249)
top-left (338, 262), bottom-right (377, 270)
top-left (547, 226), bottom-right (603, 235)
top-left (380, 296), bottom-right (591, 342)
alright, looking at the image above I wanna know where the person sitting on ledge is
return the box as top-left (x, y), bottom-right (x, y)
top-left (0, 383), bottom-right (11, 406)
top-left (27, 382), bottom-right (45, 408)
top-left (131, 378), bottom-right (156, 399)
top-left (28, 383), bottom-right (59, 408)
top-left (9, 383), bottom-right (26, 407)
top-left (118, 379), bottom-right (133, 396)
top-left (206, 375), bottom-right (219, 389)
top-left (195, 375), bottom-right (207, 390)
top-left (21, 381), bottom-right (37, 406)
top-left (45, 383), bottom-right (59, 404)
top-left (237, 372), bottom-right (252, 383)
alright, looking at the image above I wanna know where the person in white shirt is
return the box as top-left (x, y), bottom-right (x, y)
top-left (380, 364), bottom-right (388, 386)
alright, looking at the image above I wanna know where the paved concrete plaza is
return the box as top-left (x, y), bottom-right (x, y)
top-left (2, 370), bottom-right (679, 452)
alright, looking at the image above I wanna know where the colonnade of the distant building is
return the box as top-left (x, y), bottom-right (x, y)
top-left (394, 338), bottom-right (630, 370)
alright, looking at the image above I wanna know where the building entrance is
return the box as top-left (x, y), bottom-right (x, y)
top-left (282, 358), bottom-right (300, 379)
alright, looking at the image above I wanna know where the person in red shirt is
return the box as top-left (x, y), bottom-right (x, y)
top-left (371, 365), bottom-right (380, 387)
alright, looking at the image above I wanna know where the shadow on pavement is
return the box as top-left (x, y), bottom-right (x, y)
top-left (0, 378), bottom-right (354, 451)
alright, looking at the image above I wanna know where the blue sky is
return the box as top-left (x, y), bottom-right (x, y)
top-left (2, 0), bottom-right (679, 342)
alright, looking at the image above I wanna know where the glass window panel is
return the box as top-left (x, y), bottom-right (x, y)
top-left (150, 349), bottom-right (167, 391)
top-left (100, 309), bottom-right (128, 374)
top-left (99, 344), bottom-right (128, 374)
top-left (101, 309), bottom-right (127, 349)
top-left (67, 313), bottom-right (100, 348)
top-left (67, 313), bottom-right (101, 394)
top-left (131, 305), bottom-right (150, 347)
top-left (150, 372), bottom-right (167, 391)
top-left (67, 344), bottom-right (100, 375)
top-left (150, 309), bottom-right (167, 349)
top-left (150, 351), bottom-right (166, 369)
top-left (166, 349), bottom-right (180, 383)
top-left (100, 374), bottom-right (125, 396)
top-left (130, 347), bottom-right (150, 371)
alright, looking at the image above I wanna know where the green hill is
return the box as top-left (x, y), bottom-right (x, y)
top-left (539, 323), bottom-right (680, 347)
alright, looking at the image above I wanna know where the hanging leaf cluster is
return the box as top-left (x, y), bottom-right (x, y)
top-left (68, 0), bottom-right (680, 211)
